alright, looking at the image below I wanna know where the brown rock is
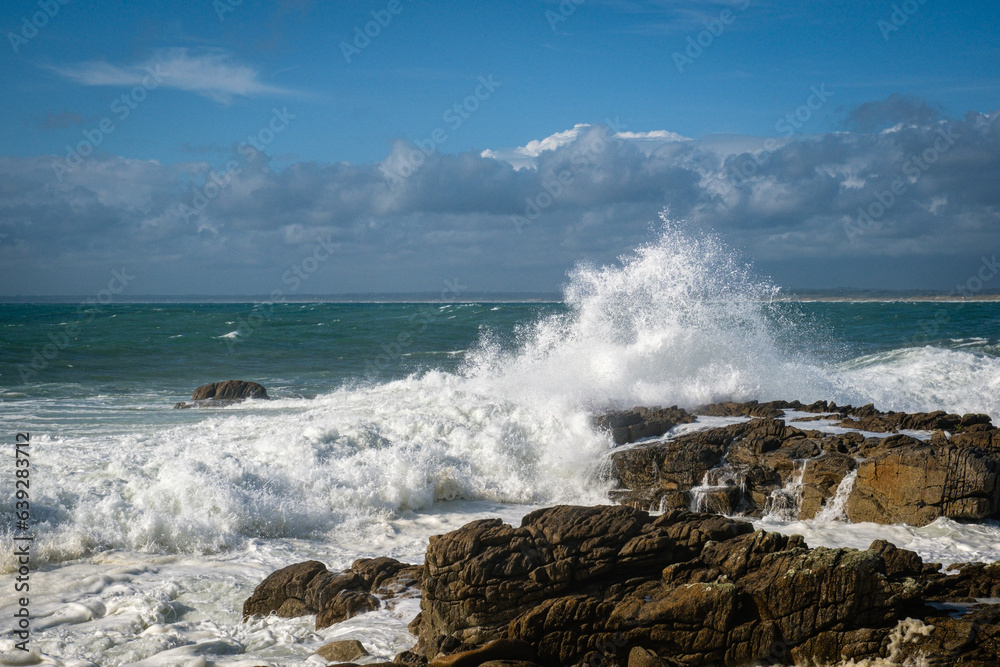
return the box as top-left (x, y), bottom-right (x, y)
top-left (315, 590), bottom-right (381, 629)
top-left (693, 400), bottom-right (796, 418)
top-left (175, 380), bottom-right (269, 408)
top-left (846, 442), bottom-right (1000, 525)
top-left (428, 639), bottom-right (534, 667)
top-left (609, 421), bottom-right (753, 509)
top-left (242, 560), bottom-right (326, 620)
top-left (799, 453), bottom-right (855, 519)
top-left (593, 406), bottom-right (695, 445)
top-left (627, 647), bottom-right (672, 667)
top-left (192, 380), bottom-right (269, 401)
top-left (243, 557), bottom-right (419, 630)
top-left (316, 639), bottom-right (369, 662)
top-left (397, 502), bottom-right (1000, 666)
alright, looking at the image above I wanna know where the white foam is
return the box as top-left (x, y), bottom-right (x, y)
top-left (3, 219), bottom-right (999, 665)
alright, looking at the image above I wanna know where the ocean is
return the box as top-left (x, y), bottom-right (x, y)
top-left (3, 230), bottom-right (1000, 666)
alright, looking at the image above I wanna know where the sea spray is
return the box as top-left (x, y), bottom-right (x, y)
top-left (464, 214), bottom-right (827, 410)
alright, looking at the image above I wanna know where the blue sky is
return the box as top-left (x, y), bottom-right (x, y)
top-left (1, 0), bottom-right (999, 295)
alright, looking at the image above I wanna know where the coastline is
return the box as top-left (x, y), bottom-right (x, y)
top-left (243, 399), bottom-right (1000, 666)
top-left (4, 292), bottom-right (1000, 304)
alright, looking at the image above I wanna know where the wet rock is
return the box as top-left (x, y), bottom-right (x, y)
top-left (316, 590), bottom-right (381, 629)
top-left (316, 638), bottom-right (369, 662)
top-left (242, 560), bottom-right (326, 620)
top-left (428, 639), bottom-right (535, 666)
top-left (846, 442), bottom-right (1000, 525)
top-left (693, 399), bottom-right (805, 418)
top-left (833, 404), bottom-right (993, 434)
top-left (243, 556), bottom-right (422, 630)
top-left (798, 453), bottom-right (855, 520)
top-left (593, 406), bottom-right (695, 445)
top-left (407, 504), bottom-right (1000, 666)
top-left (609, 421), bottom-right (754, 510)
top-left (174, 380), bottom-right (269, 408)
top-left (924, 560), bottom-right (1000, 601)
top-left (608, 403), bottom-right (1000, 526)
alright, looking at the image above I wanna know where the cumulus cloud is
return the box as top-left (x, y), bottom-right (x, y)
top-left (1, 98), bottom-right (999, 294)
top-left (51, 48), bottom-right (296, 103)
top-left (481, 124), bottom-right (689, 169)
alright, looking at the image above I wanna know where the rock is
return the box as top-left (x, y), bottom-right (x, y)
top-left (242, 560), bottom-right (326, 620)
top-left (627, 647), bottom-right (672, 667)
top-left (174, 380), bottom-right (269, 408)
top-left (608, 403), bottom-right (1000, 526)
top-left (192, 380), bottom-right (269, 401)
top-left (316, 590), bottom-right (381, 629)
top-left (846, 442), bottom-right (1000, 525)
top-left (608, 422), bottom-right (749, 509)
top-left (243, 557), bottom-right (421, 630)
top-left (924, 560), bottom-right (1000, 601)
top-left (878, 608), bottom-right (1000, 667)
top-left (316, 639), bottom-right (369, 662)
top-left (833, 404), bottom-right (995, 434)
top-left (428, 639), bottom-right (535, 666)
top-left (798, 453), bottom-right (855, 520)
top-left (951, 427), bottom-right (1000, 452)
top-left (593, 406), bottom-right (695, 445)
top-left (393, 650), bottom-right (426, 665)
top-left (693, 400), bottom-right (797, 418)
top-left (407, 504), bottom-right (1000, 666)
top-left (868, 539), bottom-right (939, 579)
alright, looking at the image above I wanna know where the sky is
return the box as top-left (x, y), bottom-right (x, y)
top-left (0, 0), bottom-right (998, 296)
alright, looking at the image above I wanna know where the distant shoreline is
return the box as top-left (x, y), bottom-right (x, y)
top-left (2, 292), bottom-right (1000, 304)
top-left (775, 294), bottom-right (1000, 302)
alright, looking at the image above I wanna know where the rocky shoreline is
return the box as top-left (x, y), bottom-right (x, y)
top-left (241, 399), bottom-right (1000, 666)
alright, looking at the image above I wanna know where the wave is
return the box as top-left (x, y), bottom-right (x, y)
top-left (464, 215), bottom-right (827, 410)
top-left (4, 216), bottom-right (999, 570)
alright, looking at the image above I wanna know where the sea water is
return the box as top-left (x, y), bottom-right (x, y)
top-left (3, 226), bottom-right (1000, 665)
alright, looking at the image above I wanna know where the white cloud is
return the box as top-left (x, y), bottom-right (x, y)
top-left (482, 124), bottom-right (689, 169)
top-left (52, 48), bottom-right (295, 103)
top-left (2, 99), bottom-right (999, 293)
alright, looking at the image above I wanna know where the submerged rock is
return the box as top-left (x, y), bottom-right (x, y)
top-left (173, 380), bottom-right (269, 408)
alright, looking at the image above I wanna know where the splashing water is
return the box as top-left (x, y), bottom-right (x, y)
top-left (465, 215), bottom-right (828, 411)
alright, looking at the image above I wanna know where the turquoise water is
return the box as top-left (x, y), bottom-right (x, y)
top-left (3, 228), bottom-right (1000, 665)
top-left (3, 300), bottom-right (998, 397)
